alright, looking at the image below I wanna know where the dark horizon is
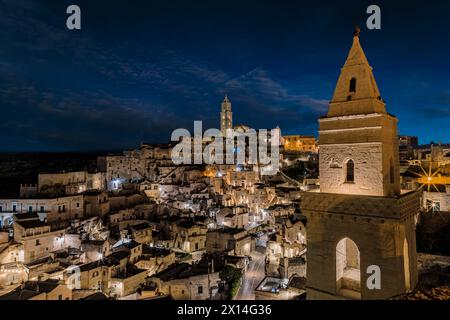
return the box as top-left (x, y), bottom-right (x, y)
top-left (1, 0), bottom-right (450, 151)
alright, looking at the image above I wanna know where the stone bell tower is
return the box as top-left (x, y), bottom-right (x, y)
top-left (220, 95), bottom-right (233, 136)
top-left (320, 26), bottom-right (400, 198)
top-left (302, 28), bottom-right (419, 300)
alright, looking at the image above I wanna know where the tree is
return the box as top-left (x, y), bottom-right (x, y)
top-left (220, 266), bottom-right (242, 299)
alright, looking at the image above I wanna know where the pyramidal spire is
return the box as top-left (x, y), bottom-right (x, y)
top-left (221, 94), bottom-right (231, 111)
top-left (327, 27), bottom-right (386, 117)
top-left (344, 26), bottom-right (370, 67)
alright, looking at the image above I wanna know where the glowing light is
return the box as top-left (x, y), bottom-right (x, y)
top-left (412, 161), bottom-right (447, 193)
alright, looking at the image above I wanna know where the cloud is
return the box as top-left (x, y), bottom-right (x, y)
top-left (226, 68), bottom-right (328, 113)
top-left (0, 76), bottom-right (183, 150)
top-left (220, 68), bottom-right (327, 134)
top-left (412, 91), bottom-right (450, 119)
top-left (0, 0), bottom-right (331, 150)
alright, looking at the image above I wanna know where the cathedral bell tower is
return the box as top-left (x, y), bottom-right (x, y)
top-left (302, 28), bottom-right (419, 300)
top-left (220, 95), bottom-right (233, 136)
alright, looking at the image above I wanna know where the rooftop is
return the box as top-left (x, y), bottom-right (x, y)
top-left (78, 259), bottom-right (115, 272)
top-left (13, 213), bottom-right (40, 221)
top-left (112, 266), bottom-right (147, 279)
top-left (142, 245), bottom-right (172, 256)
top-left (82, 239), bottom-right (107, 247)
top-left (81, 292), bottom-right (109, 300)
top-left (16, 219), bottom-right (49, 229)
top-left (215, 227), bottom-right (246, 235)
top-left (153, 254), bottom-right (226, 281)
top-left (0, 280), bottom-right (61, 300)
top-left (130, 222), bottom-right (152, 231)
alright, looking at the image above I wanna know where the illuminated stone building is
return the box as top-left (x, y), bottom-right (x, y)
top-left (0, 195), bottom-right (84, 223)
top-left (38, 171), bottom-right (105, 195)
top-left (283, 135), bottom-right (318, 153)
top-left (302, 29), bottom-right (420, 300)
top-left (13, 218), bottom-right (66, 263)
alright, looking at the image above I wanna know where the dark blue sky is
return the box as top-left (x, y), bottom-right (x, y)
top-left (1, 0), bottom-right (449, 151)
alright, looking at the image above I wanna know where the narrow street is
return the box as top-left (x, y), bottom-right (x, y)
top-left (235, 247), bottom-right (266, 300)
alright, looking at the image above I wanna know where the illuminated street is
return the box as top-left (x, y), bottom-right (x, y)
top-left (235, 247), bottom-right (266, 300)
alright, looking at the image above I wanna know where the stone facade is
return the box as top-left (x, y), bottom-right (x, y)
top-left (0, 196), bottom-right (84, 223)
top-left (13, 221), bottom-right (66, 263)
top-left (302, 191), bottom-right (419, 299)
top-left (38, 171), bottom-right (104, 195)
top-left (319, 115), bottom-right (400, 197)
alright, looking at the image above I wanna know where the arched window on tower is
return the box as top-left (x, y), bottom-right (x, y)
top-left (349, 77), bottom-right (357, 93)
top-left (336, 237), bottom-right (361, 299)
top-left (346, 160), bottom-right (355, 183)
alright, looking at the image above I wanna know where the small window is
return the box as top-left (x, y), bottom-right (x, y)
top-left (198, 286), bottom-right (203, 294)
top-left (12, 205), bottom-right (16, 213)
top-left (28, 206), bottom-right (33, 213)
top-left (349, 77), bottom-right (357, 93)
top-left (35, 239), bottom-right (40, 246)
top-left (40, 206), bottom-right (44, 213)
top-left (346, 160), bottom-right (355, 183)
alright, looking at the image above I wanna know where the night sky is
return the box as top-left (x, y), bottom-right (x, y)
top-left (1, 0), bottom-right (450, 151)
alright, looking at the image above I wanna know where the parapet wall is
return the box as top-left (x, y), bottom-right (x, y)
top-left (302, 190), bottom-right (420, 220)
